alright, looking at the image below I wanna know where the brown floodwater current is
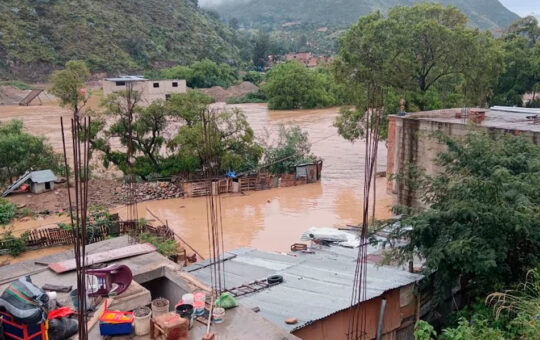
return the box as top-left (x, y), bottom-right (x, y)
top-left (2, 103), bottom-right (392, 260)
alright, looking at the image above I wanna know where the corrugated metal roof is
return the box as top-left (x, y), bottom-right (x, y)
top-left (185, 246), bottom-right (423, 332)
top-left (29, 170), bottom-right (56, 183)
top-left (105, 75), bottom-right (146, 82)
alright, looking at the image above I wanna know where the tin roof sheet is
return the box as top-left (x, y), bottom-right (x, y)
top-left (29, 170), bottom-right (56, 183)
top-left (185, 246), bottom-right (423, 332)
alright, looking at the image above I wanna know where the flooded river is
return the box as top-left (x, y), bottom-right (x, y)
top-left (2, 102), bottom-right (392, 259)
top-left (116, 103), bottom-right (392, 256)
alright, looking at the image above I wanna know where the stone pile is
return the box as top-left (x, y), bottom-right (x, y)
top-left (117, 181), bottom-right (184, 202)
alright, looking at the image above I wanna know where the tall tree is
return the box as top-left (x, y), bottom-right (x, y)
top-left (333, 4), bottom-right (503, 141)
top-left (252, 30), bottom-right (270, 70)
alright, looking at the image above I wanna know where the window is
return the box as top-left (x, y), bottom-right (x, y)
top-left (115, 81), bottom-right (126, 86)
top-left (172, 82), bottom-right (178, 88)
top-left (153, 82), bottom-right (160, 88)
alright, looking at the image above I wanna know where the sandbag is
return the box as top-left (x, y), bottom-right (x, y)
top-left (0, 276), bottom-right (48, 324)
top-left (48, 317), bottom-right (78, 340)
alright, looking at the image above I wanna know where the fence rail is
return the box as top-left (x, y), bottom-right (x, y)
top-left (0, 217), bottom-right (175, 253)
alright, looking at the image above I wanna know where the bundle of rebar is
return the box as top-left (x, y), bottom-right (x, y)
top-left (348, 85), bottom-right (385, 340)
top-left (202, 107), bottom-right (226, 295)
top-left (60, 115), bottom-right (91, 339)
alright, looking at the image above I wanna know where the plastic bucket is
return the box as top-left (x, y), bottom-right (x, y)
top-left (212, 307), bottom-right (225, 324)
top-left (151, 298), bottom-right (170, 319)
top-left (175, 304), bottom-right (194, 319)
top-left (193, 300), bottom-right (205, 316)
top-left (193, 292), bottom-right (206, 303)
top-left (182, 293), bottom-right (194, 305)
top-left (133, 307), bottom-right (151, 336)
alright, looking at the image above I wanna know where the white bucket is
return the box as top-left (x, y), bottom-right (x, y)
top-left (133, 307), bottom-right (152, 336)
top-left (182, 293), bottom-right (194, 305)
top-left (151, 298), bottom-right (170, 319)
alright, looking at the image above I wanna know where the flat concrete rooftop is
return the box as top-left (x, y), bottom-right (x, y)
top-left (405, 106), bottom-right (540, 133)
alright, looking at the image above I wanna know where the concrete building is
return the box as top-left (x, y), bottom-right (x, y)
top-left (186, 246), bottom-right (423, 340)
top-left (102, 75), bottom-right (187, 105)
top-left (0, 236), bottom-right (299, 340)
top-left (386, 107), bottom-right (540, 207)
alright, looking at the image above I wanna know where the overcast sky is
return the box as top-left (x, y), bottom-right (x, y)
top-left (499, 0), bottom-right (540, 17)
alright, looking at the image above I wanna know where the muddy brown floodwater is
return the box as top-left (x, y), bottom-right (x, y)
top-left (116, 103), bottom-right (392, 257)
top-left (2, 102), bottom-right (392, 260)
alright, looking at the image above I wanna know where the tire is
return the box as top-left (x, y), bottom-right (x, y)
top-left (267, 275), bottom-right (283, 285)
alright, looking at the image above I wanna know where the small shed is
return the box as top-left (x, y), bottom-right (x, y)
top-left (2, 170), bottom-right (56, 197)
top-left (29, 170), bottom-right (56, 194)
top-left (295, 160), bottom-right (322, 183)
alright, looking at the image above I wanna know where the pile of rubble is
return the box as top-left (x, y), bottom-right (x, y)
top-left (117, 181), bottom-right (184, 202)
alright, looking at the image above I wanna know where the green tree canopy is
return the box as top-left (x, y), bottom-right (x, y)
top-left (491, 16), bottom-right (539, 106)
top-left (389, 133), bottom-right (540, 303)
top-left (49, 60), bottom-right (90, 112)
top-left (264, 60), bottom-right (335, 110)
top-left (0, 120), bottom-right (63, 185)
top-left (333, 4), bottom-right (503, 141)
top-left (158, 59), bottom-right (238, 88)
top-left (169, 92), bottom-right (262, 175)
top-left (262, 126), bottom-right (316, 174)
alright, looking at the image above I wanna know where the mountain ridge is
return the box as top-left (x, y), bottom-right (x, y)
top-left (0, 0), bottom-right (242, 81)
top-left (204, 0), bottom-right (519, 31)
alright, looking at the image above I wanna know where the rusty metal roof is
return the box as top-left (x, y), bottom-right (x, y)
top-left (185, 246), bottom-right (423, 332)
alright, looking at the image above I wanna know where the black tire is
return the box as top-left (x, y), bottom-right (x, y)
top-left (267, 275), bottom-right (283, 285)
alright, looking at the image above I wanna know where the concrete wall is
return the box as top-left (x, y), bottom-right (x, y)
top-left (293, 286), bottom-right (417, 340)
top-left (31, 181), bottom-right (54, 194)
top-left (387, 111), bottom-right (540, 207)
top-left (103, 79), bottom-right (187, 105)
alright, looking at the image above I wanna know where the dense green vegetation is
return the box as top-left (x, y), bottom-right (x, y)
top-left (386, 132), bottom-right (540, 306)
top-left (262, 126), bottom-right (316, 175)
top-left (150, 59), bottom-right (239, 88)
top-left (0, 199), bottom-right (16, 225)
top-left (0, 120), bottom-right (63, 186)
top-left (0, 0), bottom-right (242, 80)
top-left (332, 4), bottom-right (527, 141)
top-left (491, 16), bottom-right (540, 106)
top-left (414, 268), bottom-right (540, 339)
top-left (263, 61), bottom-right (342, 109)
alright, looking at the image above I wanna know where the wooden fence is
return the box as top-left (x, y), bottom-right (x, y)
top-left (0, 218), bottom-right (176, 253)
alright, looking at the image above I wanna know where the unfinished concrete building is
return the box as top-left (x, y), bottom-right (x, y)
top-left (102, 76), bottom-right (187, 104)
top-left (386, 106), bottom-right (540, 207)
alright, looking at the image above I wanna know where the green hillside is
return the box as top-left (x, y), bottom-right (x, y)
top-left (0, 0), bottom-right (242, 81)
top-left (206, 0), bottom-right (519, 31)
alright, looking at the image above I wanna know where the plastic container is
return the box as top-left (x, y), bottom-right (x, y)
top-left (0, 311), bottom-right (46, 340)
top-left (193, 292), bottom-right (206, 303)
top-left (133, 306), bottom-right (152, 336)
top-left (69, 289), bottom-right (91, 311)
top-left (212, 307), bottom-right (225, 324)
top-left (193, 300), bottom-right (205, 316)
top-left (151, 298), bottom-right (170, 319)
top-left (99, 306), bottom-right (134, 336)
top-left (99, 321), bottom-right (133, 336)
top-left (181, 293), bottom-right (194, 305)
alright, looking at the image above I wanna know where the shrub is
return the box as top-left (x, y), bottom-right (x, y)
top-left (0, 199), bottom-right (16, 225)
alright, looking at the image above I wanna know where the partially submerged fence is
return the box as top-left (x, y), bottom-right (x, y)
top-left (0, 216), bottom-right (176, 253)
top-left (181, 162), bottom-right (323, 198)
